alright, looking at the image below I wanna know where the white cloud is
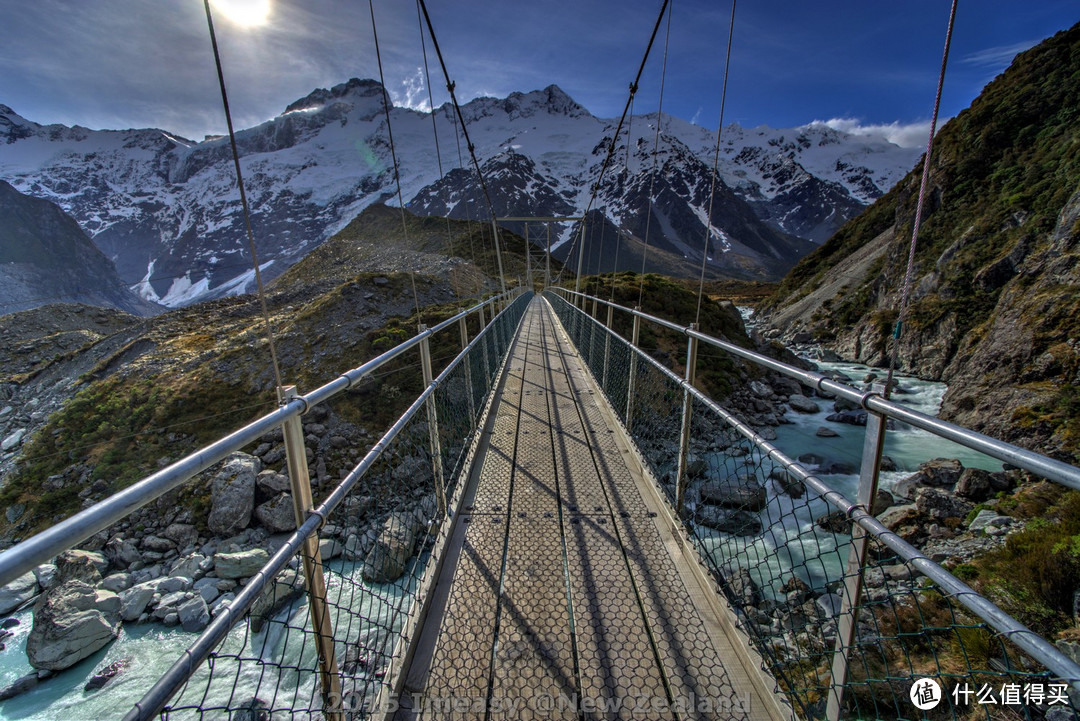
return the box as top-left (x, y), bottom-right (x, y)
top-left (807, 118), bottom-right (947, 149)
top-left (962, 40), bottom-right (1040, 69)
top-left (391, 67), bottom-right (432, 112)
top-left (690, 106), bottom-right (703, 126)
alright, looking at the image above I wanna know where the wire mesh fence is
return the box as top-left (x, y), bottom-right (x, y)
top-left (127, 292), bottom-right (532, 719)
top-left (546, 290), bottom-right (1080, 721)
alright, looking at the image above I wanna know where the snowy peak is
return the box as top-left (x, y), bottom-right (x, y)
top-left (502, 85), bottom-right (591, 120)
top-left (0, 105), bottom-right (38, 143)
top-left (283, 77), bottom-right (387, 115)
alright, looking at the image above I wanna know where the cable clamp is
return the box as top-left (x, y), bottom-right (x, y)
top-left (308, 508), bottom-right (328, 531)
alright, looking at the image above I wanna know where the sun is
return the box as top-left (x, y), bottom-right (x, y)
top-left (210, 0), bottom-right (271, 28)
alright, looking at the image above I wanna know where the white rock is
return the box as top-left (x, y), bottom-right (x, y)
top-left (0, 572), bottom-right (38, 615)
top-left (1, 429), bottom-right (26, 452)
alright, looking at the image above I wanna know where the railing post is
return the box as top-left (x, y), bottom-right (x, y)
top-left (281, 386), bottom-right (343, 721)
top-left (675, 326), bottom-right (699, 515)
top-left (478, 303), bottom-right (492, 382)
top-left (601, 304), bottom-right (613, 391)
top-left (459, 316), bottom-right (476, 423)
top-left (826, 382), bottom-right (887, 720)
top-left (588, 297), bottom-right (599, 370)
top-left (626, 307), bottom-right (641, 432)
top-left (418, 326), bottom-right (447, 517)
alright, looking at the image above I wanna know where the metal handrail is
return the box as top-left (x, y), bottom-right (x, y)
top-left (545, 289), bottom-right (1080, 692)
top-left (128, 289), bottom-right (532, 719)
top-left (0, 291), bottom-right (517, 589)
top-left (553, 288), bottom-right (1080, 491)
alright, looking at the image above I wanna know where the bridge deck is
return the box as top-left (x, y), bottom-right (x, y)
top-left (398, 298), bottom-right (782, 720)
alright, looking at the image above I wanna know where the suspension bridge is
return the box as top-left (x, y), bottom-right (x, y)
top-left (2, 0), bottom-right (1080, 718)
top-left (1, 287), bottom-right (1079, 720)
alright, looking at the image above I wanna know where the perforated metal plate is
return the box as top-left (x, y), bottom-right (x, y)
top-left (565, 514), bottom-right (673, 720)
top-left (420, 514), bottom-right (507, 718)
top-left (491, 517), bottom-right (576, 720)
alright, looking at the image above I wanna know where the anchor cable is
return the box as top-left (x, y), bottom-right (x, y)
top-left (202, 0), bottom-right (285, 400)
top-left (883, 0), bottom-right (958, 399)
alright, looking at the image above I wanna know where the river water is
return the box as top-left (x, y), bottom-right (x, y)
top-left (0, 558), bottom-right (415, 720)
top-left (0, 318), bottom-right (1004, 719)
top-left (692, 308), bottom-right (1003, 597)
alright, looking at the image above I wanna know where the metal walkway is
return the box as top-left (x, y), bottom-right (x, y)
top-left (398, 298), bottom-right (783, 720)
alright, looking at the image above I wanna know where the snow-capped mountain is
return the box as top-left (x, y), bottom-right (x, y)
top-left (0, 79), bottom-right (920, 307)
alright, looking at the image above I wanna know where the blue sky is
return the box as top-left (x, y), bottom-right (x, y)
top-left (0, 0), bottom-right (1075, 147)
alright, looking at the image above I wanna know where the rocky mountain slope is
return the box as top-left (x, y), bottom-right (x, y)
top-left (758, 23), bottom-right (1080, 461)
top-left (0, 81), bottom-right (918, 307)
top-left (0, 181), bottom-right (160, 317)
top-left (0, 205), bottom-right (514, 536)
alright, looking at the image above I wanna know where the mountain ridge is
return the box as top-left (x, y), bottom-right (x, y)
top-left (0, 80), bottom-right (919, 307)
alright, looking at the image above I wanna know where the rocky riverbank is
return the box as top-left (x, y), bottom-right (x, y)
top-left (0, 405), bottom-right (440, 701)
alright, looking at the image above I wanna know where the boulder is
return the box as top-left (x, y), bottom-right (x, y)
top-left (699, 475), bottom-right (767, 511)
top-left (178, 596), bottom-right (211, 633)
top-left (816, 511), bottom-right (851, 535)
top-left (816, 593), bottom-right (843, 618)
top-left (0, 671), bottom-right (41, 701)
top-left (33, 564), bottom-right (58, 591)
top-left (825, 410), bottom-right (867, 426)
top-left (872, 489), bottom-right (894, 515)
top-left (967, 510), bottom-right (1013, 534)
top-left (897, 459), bottom-right (964, 499)
top-left (0, 572), bottom-right (39, 615)
top-left (721, 567), bottom-right (760, 608)
top-left (256, 470), bottom-right (291, 496)
top-left (786, 395), bottom-right (821, 414)
top-left (250, 568), bottom-right (303, 633)
top-left (362, 512), bottom-right (421, 583)
top-left (84, 658), bottom-right (130, 692)
top-left (101, 573), bottom-right (132, 593)
top-left (214, 549), bottom-right (270, 580)
top-left (27, 581), bottom-right (121, 671)
top-left (254, 494), bottom-right (297, 533)
top-left (878, 503), bottom-right (919, 529)
top-left (169, 554), bottom-right (210, 581)
top-left (768, 468), bottom-right (805, 499)
top-left (141, 535), bottom-right (175, 553)
top-left (955, 468), bottom-right (993, 502)
top-left (164, 523), bottom-right (199, 550)
top-left (207, 452), bottom-right (260, 537)
top-left (815, 426), bottom-right (839, 438)
top-left (343, 534), bottom-right (368, 562)
top-left (104, 537), bottom-right (142, 568)
top-left (156, 576), bottom-right (193, 594)
top-left (118, 582), bottom-right (156, 622)
top-left (915, 488), bottom-right (974, 522)
top-left (55, 550), bottom-right (107, 585)
top-left (319, 537), bottom-right (343, 561)
top-left (696, 506), bottom-right (763, 536)
top-left (153, 591), bottom-right (191, 619)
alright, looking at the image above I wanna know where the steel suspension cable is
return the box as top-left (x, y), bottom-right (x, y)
top-left (417, 0), bottom-right (508, 296)
top-left (695, 0), bottom-right (737, 326)
top-left (368, 0), bottom-right (423, 326)
top-left (638, 0), bottom-right (674, 307)
top-left (415, 0), bottom-right (460, 297)
top-left (552, 0), bottom-right (669, 289)
top-left (202, 0), bottom-right (285, 400)
top-left (565, 0), bottom-right (671, 293)
top-left (608, 94), bottom-right (636, 302)
top-left (883, 0), bottom-right (958, 399)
